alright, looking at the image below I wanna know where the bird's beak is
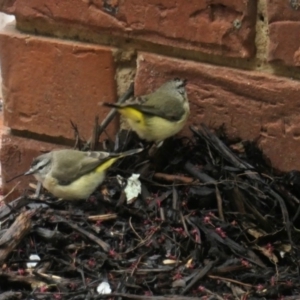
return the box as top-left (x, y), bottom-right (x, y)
top-left (6, 168), bottom-right (34, 183)
top-left (24, 168), bottom-right (35, 176)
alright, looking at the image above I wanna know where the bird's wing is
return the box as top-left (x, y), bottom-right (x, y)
top-left (128, 94), bottom-right (186, 121)
top-left (51, 151), bottom-right (111, 185)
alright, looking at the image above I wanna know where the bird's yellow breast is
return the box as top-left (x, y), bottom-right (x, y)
top-left (142, 115), bottom-right (187, 142)
top-left (117, 102), bottom-right (189, 142)
top-left (42, 157), bottom-right (121, 200)
top-left (119, 106), bottom-right (189, 142)
top-left (44, 171), bottom-right (106, 200)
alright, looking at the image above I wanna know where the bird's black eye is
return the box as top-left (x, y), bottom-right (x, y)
top-left (32, 159), bottom-right (46, 170)
top-left (173, 78), bottom-right (187, 89)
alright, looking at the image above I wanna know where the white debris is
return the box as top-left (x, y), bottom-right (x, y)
top-left (26, 254), bottom-right (41, 268)
top-left (124, 174), bottom-right (141, 204)
top-left (97, 281), bottom-right (112, 294)
top-left (163, 259), bottom-right (181, 265)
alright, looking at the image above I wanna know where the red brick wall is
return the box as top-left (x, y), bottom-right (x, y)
top-left (0, 0), bottom-right (300, 196)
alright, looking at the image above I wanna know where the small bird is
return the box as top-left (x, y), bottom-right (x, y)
top-left (103, 78), bottom-right (190, 144)
top-left (24, 148), bottom-right (143, 200)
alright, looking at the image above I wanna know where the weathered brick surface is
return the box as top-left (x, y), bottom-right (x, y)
top-left (1, 134), bottom-right (64, 201)
top-left (267, 1), bottom-right (300, 66)
top-left (0, 24), bottom-right (118, 140)
top-left (135, 52), bottom-right (300, 172)
top-left (0, 0), bottom-right (257, 58)
top-left (267, 0), bottom-right (300, 23)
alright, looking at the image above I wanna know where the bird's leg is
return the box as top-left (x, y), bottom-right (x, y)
top-left (148, 141), bottom-right (164, 157)
top-left (155, 140), bottom-right (164, 148)
top-left (34, 181), bottom-right (42, 199)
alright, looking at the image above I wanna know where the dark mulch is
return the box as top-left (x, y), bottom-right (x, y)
top-left (1, 124), bottom-right (300, 300)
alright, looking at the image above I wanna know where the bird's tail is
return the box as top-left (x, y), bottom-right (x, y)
top-left (103, 102), bottom-right (145, 124)
top-left (95, 148), bottom-right (143, 173)
top-left (102, 102), bottom-right (122, 109)
top-left (113, 148), bottom-right (144, 158)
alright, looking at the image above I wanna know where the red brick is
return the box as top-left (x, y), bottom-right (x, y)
top-left (268, 22), bottom-right (300, 66)
top-left (135, 52), bottom-right (300, 172)
top-left (267, 0), bottom-right (300, 23)
top-left (1, 134), bottom-right (65, 201)
top-left (0, 24), bottom-right (118, 141)
top-left (1, 0), bottom-right (257, 58)
top-left (267, 1), bottom-right (300, 66)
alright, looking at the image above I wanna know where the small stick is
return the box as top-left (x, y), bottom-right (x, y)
top-left (83, 82), bottom-right (134, 150)
top-left (154, 173), bottom-right (195, 184)
top-left (53, 215), bottom-right (110, 252)
top-left (90, 116), bottom-right (99, 151)
top-left (88, 213), bottom-right (117, 221)
top-left (129, 216), bottom-right (143, 241)
top-left (0, 181), bottom-right (20, 204)
top-left (208, 274), bottom-right (253, 288)
top-left (215, 185), bottom-right (224, 221)
top-left (180, 262), bottom-right (214, 295)
top-left (70, 120), bottom-right (82, 149)
top-left (159, 207), bottom-right (165, 221)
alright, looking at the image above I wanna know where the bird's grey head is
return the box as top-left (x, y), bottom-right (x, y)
top-left (25, 153), bottom-right (52, 182)
top-left (159, 78), bottom-right (188, 102)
